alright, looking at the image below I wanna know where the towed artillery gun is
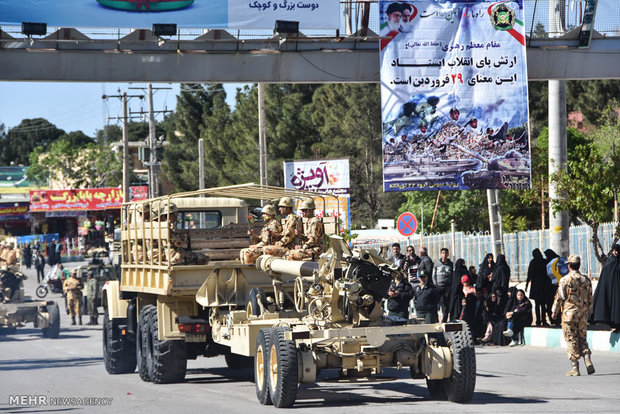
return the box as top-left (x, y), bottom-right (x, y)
top-left (101, 183), bottom-right (475, 407)
top-left (0, 266), bottom-right (60, 338)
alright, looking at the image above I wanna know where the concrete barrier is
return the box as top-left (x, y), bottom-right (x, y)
top-left (524, 327), bottom-right (620, 353)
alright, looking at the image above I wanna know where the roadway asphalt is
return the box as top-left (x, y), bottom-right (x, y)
top-left (1, 262), bottom-right (619, 413)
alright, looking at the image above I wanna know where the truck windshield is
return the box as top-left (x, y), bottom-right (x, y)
top-left (178, 211), bottom-right (222, 229)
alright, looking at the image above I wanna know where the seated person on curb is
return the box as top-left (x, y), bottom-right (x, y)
top-left (413, 273), bottom-right (440, 323)
top-left (155, 203), bottom-right (209, 265)
top-left (240, 205), bottom-right (282, 264)
top-left (262, 197), bottom-right (301, 257)
top-left (503, 288), bottom-right (533, 346)
top-left (387, 272), bottom-right (414, 319)
top-left (287, 199), bottom-right (325, 261)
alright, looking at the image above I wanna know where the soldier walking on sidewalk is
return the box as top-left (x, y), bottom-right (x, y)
top-left (552, 255), bottom-right (595, 376)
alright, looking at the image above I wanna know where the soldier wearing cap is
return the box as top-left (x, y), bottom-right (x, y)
top-left (86, 270), bottom-right (99, 325)
top-left (275, 197), bottom-right (302, 250)
top-left (240, 205), bottom-right (283, 264)
top-left (0, 242), bottom-right (17, 267)
top-left (287, 199), bottom-right (325, 261)
top-left (64, 270), bottom-right (84, 325)
top-left (552, 254), bottom-right (595, 376)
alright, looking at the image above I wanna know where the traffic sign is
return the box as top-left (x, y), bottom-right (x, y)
top-left (396, 212), bottom-right (418, 237)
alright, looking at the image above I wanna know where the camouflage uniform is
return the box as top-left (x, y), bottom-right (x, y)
top-left (288, 217), bottom-right (325, 261)
top-left (552, 269), bottom-right (593, 362)
top-left (166, 220), bottom-right (209, 265)
top-left (86, 275), bottom-right (98, 324)
top-left (131, 243), bottom-right (144, 263)
top-left (64, 276), bottom-right (83, 323)
top-left (240, 218), bottom-right (283, 264)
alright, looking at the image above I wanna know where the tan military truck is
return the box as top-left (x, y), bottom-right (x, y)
top-left (102, 184), bottom-right (475, 407)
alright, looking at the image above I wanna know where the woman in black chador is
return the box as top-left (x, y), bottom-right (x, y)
top-left (526, 248), bottom-right (551, 326)
top-left (593, 244), bottom-right (620, 332)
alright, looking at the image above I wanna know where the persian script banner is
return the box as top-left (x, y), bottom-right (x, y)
top-left (29, 186), bottom-right (148, 211)
top-left (380, 0), bottom-right (531, 191)
top-left (0, 0), bottom-right (338, 30)
top-left (283, 158), bottom-right (350, 195)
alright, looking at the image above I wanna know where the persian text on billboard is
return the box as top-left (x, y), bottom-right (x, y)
top-left (284, 159), bottom-right (350, 195)
top-left (29, 186), bottom-right (148, 211)
top-left (0, 0), bottom-right (338, 30)
top-left (380, 1), bottom-right (531, 191)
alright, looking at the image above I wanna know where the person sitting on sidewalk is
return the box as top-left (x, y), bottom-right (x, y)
top-left (503, 288), bottom-right (533, 346)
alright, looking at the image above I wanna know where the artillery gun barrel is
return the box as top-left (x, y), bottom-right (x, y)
top-left (256, 255), bottom-right (318, 277)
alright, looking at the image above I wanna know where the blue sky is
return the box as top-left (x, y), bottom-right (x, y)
top-left (0, 82), bottom-right (242, 137)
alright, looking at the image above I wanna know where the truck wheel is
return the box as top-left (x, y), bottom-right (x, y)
top-left (137, 305), bottom-right (153, 382)
top-left (225, 350), bottom-right (253, 370)
top-left (145, 305), bottom-right (187, 383)
top-left (247, 288), bottom-right (267, 317)
top-left (102, 310), bottom-right (136, 374)
top-left (254, 328), bottom-right (273, 405)
top-left (437, 324), bottom-right (476, 403)
top-left (42, 303), bottom-right (60, 339)
top-left (268, 327), bottom-right (298, 408)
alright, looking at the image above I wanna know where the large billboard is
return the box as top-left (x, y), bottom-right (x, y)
top-left (0, 0), bottom-right (339, 30)
top-left (283, 158), bottom-right (350, 195)
top-left (380, 0), bottom-right (531, 192)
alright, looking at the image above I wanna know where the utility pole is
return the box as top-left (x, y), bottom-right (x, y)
top-left (487, 189), bottom-right (503, 257)
top-left (614, 141), bottom-right (619, 223)
top-left (257, 83), bottom-right (268, 205)
top-left (102, 91), bottom-right (144, 203)
top-left (129, 84), bottom-right (172, 198)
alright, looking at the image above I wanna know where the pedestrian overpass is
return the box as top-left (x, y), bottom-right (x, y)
top-left (1, 0), bottom-right (619, 82)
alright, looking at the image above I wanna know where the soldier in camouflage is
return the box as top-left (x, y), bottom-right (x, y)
top-left (64, 270), bottom-right (84, 326)
top-left (287, 199), bottom-right (325, 261)
top-left (156, 203), bottom-right (209, 265)
top-left (552, 255), bottom-right (595, 376)
top-left (240, 205), bottom-right (283, 264)
top-left (262, 197), bottom-right (301, 257)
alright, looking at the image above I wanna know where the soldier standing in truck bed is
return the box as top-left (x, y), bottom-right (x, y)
top-left (240, 205), bottom-right (283, 264)
top-left (263, 197), bottom-right (301, 257)
top-left (287, 199), bottom-right (324, 261)
top-left (157, 203), bottom-right (209, 265)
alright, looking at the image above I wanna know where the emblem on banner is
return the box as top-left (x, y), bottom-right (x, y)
top-left (490, 3), bottom-right (516, 31)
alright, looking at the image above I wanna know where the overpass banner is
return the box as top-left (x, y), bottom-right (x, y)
top-left (0, 0), bottom-right (338, 30)
top-left (380, 1), bottom-right (531, 192)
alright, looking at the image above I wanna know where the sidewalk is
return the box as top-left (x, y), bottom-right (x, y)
top-left (524, 326), bottom-right (620, 353)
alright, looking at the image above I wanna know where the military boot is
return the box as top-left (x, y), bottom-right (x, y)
top-left (71, 316), bottom-right (76, 326)
top-left (78, 316), bottom-right (83, 326)
top-left (566, 360), bottom-right (580, 376)
top-left (584, 355), bottom-right (595, 375)
top-left (92, 317), bottom-right (98, 326)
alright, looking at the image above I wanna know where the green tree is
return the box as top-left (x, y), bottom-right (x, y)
top-left (95, 124), bottom-right (122, 145)
top-left (310, 84), bottom-right (402, 228)
top-left (58, 131), bottom-right (94, 147)
top-left (27, 138), bottom-right (121, 188)
top-left (567, 80), bottom-right (620, 126)
top-left (0, 118), bottom-right (65, 165)
top-left (550, 143), bottom-right (620, 264)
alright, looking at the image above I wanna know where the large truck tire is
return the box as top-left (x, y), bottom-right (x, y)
top-left (254, 328), bottom-right (273, 405)
top-left (102, 310), bottom-right (136, 374)
top-left (137, 305), bottom-right (153, 382)
top-left (41, 303), bottom-right (60, 339)
top-left (268, 327), bottom-right (299, 408)
top-left (144, 304), bottom-right (187, 384)
top-left (425, 323), bottom-right (476, 403)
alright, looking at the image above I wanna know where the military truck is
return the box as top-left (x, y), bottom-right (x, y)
top-left (102, 184), bottom-right (475, 407)
top-left (0, 268), bottom-right (61, 338)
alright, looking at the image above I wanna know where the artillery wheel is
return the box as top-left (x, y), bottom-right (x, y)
top-left (425, 323), bottom-right (476, 403)
top-left (254, 328), bottom-right (273, 405)
top-left (247, 287), bottom-right (267, 317)
top-left (42, 303), bottom-right (60, 339)
top-left (268, 327), bottom-right (299, 408)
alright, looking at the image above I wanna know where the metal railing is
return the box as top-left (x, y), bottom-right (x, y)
top-left (356, 222), bottom-right (618, 281)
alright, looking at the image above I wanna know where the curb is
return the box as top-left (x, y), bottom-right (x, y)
top-left (524, 327), bottom-right (620, 353)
